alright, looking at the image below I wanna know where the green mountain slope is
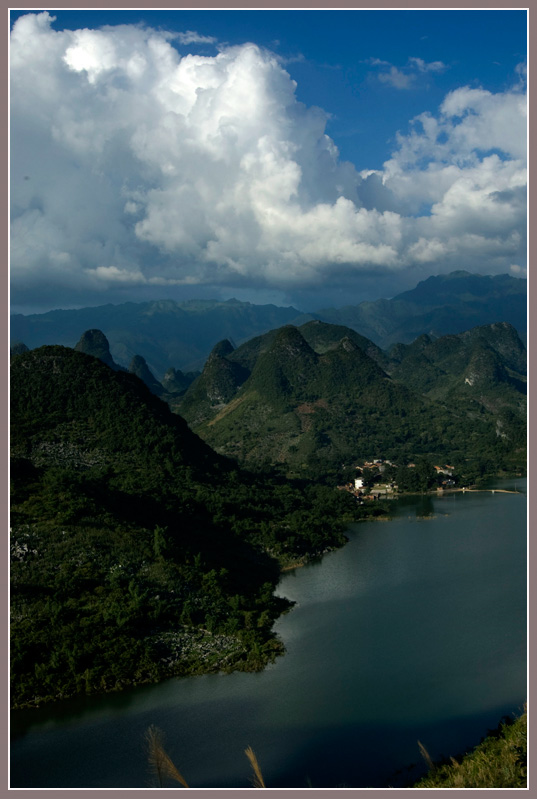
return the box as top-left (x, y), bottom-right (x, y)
top-left (10, 346), bottom-right (371, 707)
top-left (178, 321), bottom-right (524, 480)
top-left (387, 322), bottom-right (526, 416)
top-left (178, 340), bottom-right (250, 426)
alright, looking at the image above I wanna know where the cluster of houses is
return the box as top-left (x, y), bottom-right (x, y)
top-left (338, 458), bottom-right (457, 501)
top-left (433, 465), bottom-right (456, 486)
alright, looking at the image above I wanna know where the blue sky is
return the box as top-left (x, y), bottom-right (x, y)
top-left (10, 9), bottom-right (527, 312)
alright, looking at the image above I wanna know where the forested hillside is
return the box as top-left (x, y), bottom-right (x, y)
top-left (10, 346), bottom-right (381, 708)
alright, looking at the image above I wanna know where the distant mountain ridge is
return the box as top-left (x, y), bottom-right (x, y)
top-left (10, 271), bottom-right (526, 378)
top-left (314, 271), bottom-right (527, 349)
top-left (10, 298), bottom-right (304, 378)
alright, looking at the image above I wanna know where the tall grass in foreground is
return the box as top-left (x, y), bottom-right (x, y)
top-left (145, 726), bottom-right (190, 788)
top-left (144, 707), bottom-right (526, 789)
top-left (244, 745), bottom-right (266, 788)
top-left (415, 709), bottom-right (527, 789)
top-left (145, 725), bottom-right (266, 789)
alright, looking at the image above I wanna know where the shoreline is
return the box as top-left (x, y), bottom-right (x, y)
top-left (12, 478), bottom-right (525, 712)
top-left (368, 484), bottom-right (525, 501)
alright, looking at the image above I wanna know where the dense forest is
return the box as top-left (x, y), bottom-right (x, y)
top-left (10, 346), bottom-right (386, 708)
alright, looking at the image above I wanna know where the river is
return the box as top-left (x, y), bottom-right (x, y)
top-left (10, 478), bottom-right (527, 789)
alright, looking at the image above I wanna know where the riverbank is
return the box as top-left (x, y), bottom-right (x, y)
top-left (414, 708), bottom-right (527, 788)
top-left (366, 483), bottom-right (526, 501)
top-left (11, 624), bottom-right (287, 711)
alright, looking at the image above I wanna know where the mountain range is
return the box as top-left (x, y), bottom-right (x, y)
top-left (314, 271), bottom-right (527, 349)
top-left (10, 298), bottom-right (304, 378)
top-left (174, 318), bottom-right (526, 480)
top-left (10, 271), bottom-right (526, 378)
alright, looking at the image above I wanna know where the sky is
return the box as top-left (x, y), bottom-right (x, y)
top-left (9, 8), bottom-right (527, 314)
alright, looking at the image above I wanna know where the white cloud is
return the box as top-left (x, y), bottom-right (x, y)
top-left (515, 61), bottom-right (527, 86)
top-left (367, 55), bottom-right (447, 90)
top-left (408, 56), bottom-right (447, 73)
top-left (363, 57), bottom-right (391, 67)
top-left (10, 12), bottom-right (527, 309)
top-left (378, 66), bottom-right (414, 90)
top-left (88, 266), bottom-right (147, 283)
top-left (177, 30), bottom-right (218, 46)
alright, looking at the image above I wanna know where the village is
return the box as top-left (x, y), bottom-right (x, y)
top-left (337, 458), bottom-right (457, 502)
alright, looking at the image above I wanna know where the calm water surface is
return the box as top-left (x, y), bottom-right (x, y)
top-left (10, 480), bottom-right (527, 789)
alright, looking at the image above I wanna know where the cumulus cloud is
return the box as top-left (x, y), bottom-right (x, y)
top-left (10, 12), bottom-right (527, 310)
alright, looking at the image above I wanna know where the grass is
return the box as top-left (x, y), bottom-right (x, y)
top-left (145, 725), bottom-right (267, 789)
top-left (145, 725), bottom-right (190, 788)
top-left (414, 709), bottom-right (527, 789)
top-left (245, 745), bottom-right (266, 788)
top-left (144, 707), bottom-right (527, 789)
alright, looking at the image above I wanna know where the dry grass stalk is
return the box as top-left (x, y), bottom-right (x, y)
top-left (146, 725), bottom-right (189, 788)
top-left (418, 740), bottom-right (435, 771)
top-left (245, 745), bottom-right (266, 788)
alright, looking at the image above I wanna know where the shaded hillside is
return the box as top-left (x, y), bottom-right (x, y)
top-left (314, 271), bottom-right (527, 348)
top-left (76, 327), bottom-right (196, 401)
top-left (129, 354), bottom-right (165, 396)
top-left (176, 321), bottom-right (525, 479)
top-left (10, 298), bottom-right (303, 378)
top-left (11, 346), bottom-right (375, 708)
